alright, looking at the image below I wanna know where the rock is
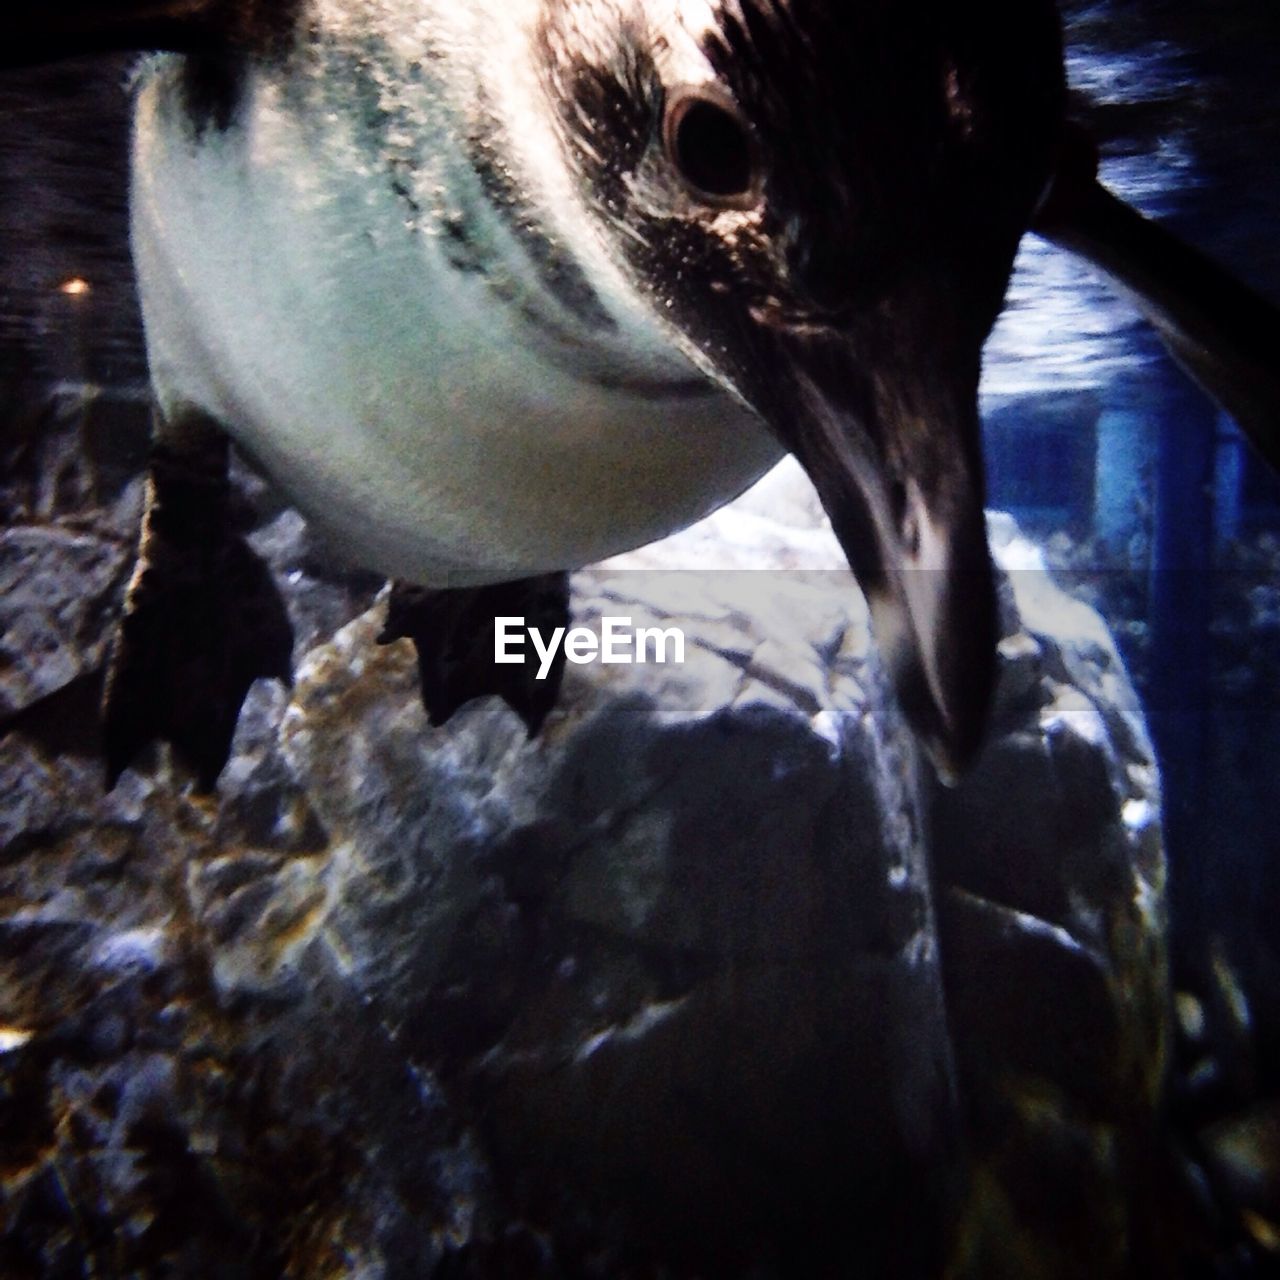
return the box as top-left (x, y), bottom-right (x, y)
top-left (0, 416), bottom-right (1169, 1276)
top-left (0, 381), bottom-right (150, 528)
top-left (272, 573), bottom-right (956, 1276)
top-left (0, 524), bottom-right (128, 718)
top-left (930, 516), bottom-right (1168, 1279)
top-left (0, 383), bottom-right (150, 720)
top-left (1202, 1100), bottom-right (1280, 1221)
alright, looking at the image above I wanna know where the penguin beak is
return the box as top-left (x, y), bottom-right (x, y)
top-left (758, 325), bottom-right (997, 781)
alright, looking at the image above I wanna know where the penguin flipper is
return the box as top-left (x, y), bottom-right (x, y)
top-left (102, 410), bottom-right (294, 793)
top-left (1035, 126), bottom-right (1280, 475)
top-left (3, 1), bottom-right (287, 69)
top-left (377, 574), bottom-right (571, 738)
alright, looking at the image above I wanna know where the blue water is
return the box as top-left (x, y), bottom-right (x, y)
top-left (988, 2), bottom-right (1280, 1097)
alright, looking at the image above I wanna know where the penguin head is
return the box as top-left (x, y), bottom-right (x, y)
top-left (540, 0), bottom-right (1066, 777)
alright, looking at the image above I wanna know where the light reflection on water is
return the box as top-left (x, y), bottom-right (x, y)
top-left (986, 21), bottom-right (1228, 402)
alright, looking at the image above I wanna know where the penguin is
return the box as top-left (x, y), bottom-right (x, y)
top-left (6, 0), bottom-right (1279, 790)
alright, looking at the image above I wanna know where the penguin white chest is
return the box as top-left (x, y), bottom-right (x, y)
top-left (128, 61), bottom-right (782, 586)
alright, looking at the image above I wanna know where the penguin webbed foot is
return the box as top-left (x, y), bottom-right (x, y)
top-left (103, 430), bottom-right (294, 793)
top-left (378, 574), bottom-right (571, 737)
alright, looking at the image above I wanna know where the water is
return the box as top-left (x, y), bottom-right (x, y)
top-left (995, 0), bottom-right (1280, 1120)
top-left (0, 56), bottom-right (143, 392)
top-left (2, 5), bottom-right (1279, 1273)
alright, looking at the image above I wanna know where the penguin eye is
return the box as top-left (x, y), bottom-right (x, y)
top-left (663, 89), bottom-right (760, 208)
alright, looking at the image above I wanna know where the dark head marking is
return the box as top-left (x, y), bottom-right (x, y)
top-left (539, 0), bottom-right (1066, 364)
top-left (177, 0), bottom-right (305, 134)
top-left (538, 0), bottom-right (1068, 775)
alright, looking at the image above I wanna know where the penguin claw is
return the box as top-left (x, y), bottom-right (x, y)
top-left (379, 573), bottom-right (571, 737)
top-left (103, 444), bottom-right (294, 794)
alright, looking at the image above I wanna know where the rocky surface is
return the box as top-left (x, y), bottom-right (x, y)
top-left (0, 386), bottom-right (1174, 1276)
